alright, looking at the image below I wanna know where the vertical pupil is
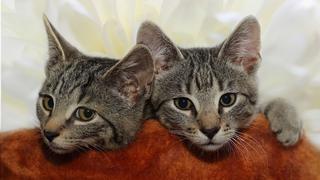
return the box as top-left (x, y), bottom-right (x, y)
top-left (48, 98), bottom-right (53, 108)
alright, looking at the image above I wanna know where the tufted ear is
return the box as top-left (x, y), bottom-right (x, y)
top-left (218, 16), bottom-right (261, 75)
top-left (43, 15), bottom-right (79, 67)
top-left (103, 45), bottom-right (154, 104)
top-left (137, 21), bottom-right (183, 75)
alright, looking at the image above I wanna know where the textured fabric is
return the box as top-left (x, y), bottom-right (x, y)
top-left (1, 115), bottom-right (319, 179)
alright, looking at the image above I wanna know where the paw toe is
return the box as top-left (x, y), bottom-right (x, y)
top-left (276, 129), bottom-right (301, 146)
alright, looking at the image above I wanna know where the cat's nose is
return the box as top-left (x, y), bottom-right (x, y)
top-left (44, 130), bottom-right (59, 142)
top-left (200, 127), bottom-right (220, 139)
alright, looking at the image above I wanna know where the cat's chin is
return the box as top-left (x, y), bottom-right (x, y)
top-left (199, 143), bottom-right (224, 152)
top-left (50, 147), bottom-right (73, 154)
top-left (43, 141), bottom-right (77, 154)
top-left (47, 144), bottom-right (76, 154)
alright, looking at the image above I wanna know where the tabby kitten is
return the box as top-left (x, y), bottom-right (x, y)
top-left (36, 16), bottom-right (154, 154)
top-left (137, 16), bottom-right (302, 151)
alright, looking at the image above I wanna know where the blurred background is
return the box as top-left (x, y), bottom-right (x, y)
top-left (1, 0), bottom-right (320, 146)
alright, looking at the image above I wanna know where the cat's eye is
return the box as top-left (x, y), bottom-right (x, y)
top-left (76, 107), bottom-right (96, 121)
top-left (174, 97), bottom-right (194, 110)
top-left (42, 95), bottom-right (54, 111)
top-left (219, 93), bottom-right (237, 107)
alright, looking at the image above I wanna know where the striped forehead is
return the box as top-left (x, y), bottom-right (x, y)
top-left (43, 61), bottom-right (108, 99)
top-left (179, 48), bottom-right (241, 94)
top-left (46, 63), bottom-right (87, 95)
top-left (180, 49), bottom-right (217, 92)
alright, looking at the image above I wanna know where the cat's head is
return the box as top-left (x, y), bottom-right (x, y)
top-left (37, 16), bottom-right (154, 154)
top-left (137, 16), bottom-right (260, 151)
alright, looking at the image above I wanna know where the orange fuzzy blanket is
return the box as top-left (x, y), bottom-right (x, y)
top-left (1, 115), bottom-right (320, 179)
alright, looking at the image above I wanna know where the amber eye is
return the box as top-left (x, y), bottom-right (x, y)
top-left (76, 107), bottom-right (96, 121)
top-left (42, 95), bottom-right (54, 111)
top-left (174, 97), bottom-right (194, 110)
top-left (219, 93), bottom-right (237, 107)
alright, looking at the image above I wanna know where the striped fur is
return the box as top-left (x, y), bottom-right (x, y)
top-left (36, 16), bottom-right (154, 154)
top-left (138, 16), bottom-right (302, 151)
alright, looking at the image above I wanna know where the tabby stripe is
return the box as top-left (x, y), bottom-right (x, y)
top-left (68, 82), bottom-right (82, 96)
top-left (77, 74), bottom-right (94, 103)
top-left (186, 61), bottom-right (195, 93)
top-left (58, 77), bottom-right (65, 94)
top-left (100, 115), bottom-right (121, 144)
top-left (195, 75), bottom-right (202, 91)
top-left (208, 71), bottom-right (213, 87)
top-left (54, 77), bottom-right (64, 94)
top-left (51, 63), bottom-right (73, 93)
top-left (51, 72), bottom-right (63, 92)
top-left (217, 78), bottom-right (223, 91)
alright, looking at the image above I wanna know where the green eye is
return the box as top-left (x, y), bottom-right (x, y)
top-left (174, 97), bottom-right (194, 110)
top-left (219, 93), bottom-right (237, 107)
top-left (76, 107), bottom-right (96, 121)
top-left (42, 95), bottom-right (54, 111)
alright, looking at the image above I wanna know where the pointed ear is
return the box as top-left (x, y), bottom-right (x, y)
top-left (104, 45), bottom-right (154, 104)
top-left (43, 15), bottom-right (78, 65)
top-left (218, 16), bottom-right (261, 75)
top-left (137, 21), bottom-right (183, 75)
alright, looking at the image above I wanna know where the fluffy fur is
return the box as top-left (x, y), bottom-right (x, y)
top-left (0, 115), bottom-right (319, 179)
top-left (137, 16), bottom-right (302, 151)
top-left (37, 16), bottom-right (154, 153)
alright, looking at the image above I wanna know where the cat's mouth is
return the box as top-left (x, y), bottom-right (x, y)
top-left (43, 138), bottom-right (76, 154)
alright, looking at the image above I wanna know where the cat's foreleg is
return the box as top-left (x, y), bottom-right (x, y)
top-left (260, 98), bottom-right (303, 146)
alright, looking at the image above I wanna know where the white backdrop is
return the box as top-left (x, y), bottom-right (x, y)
top-left (2, 0), bottom-right (320, 146)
